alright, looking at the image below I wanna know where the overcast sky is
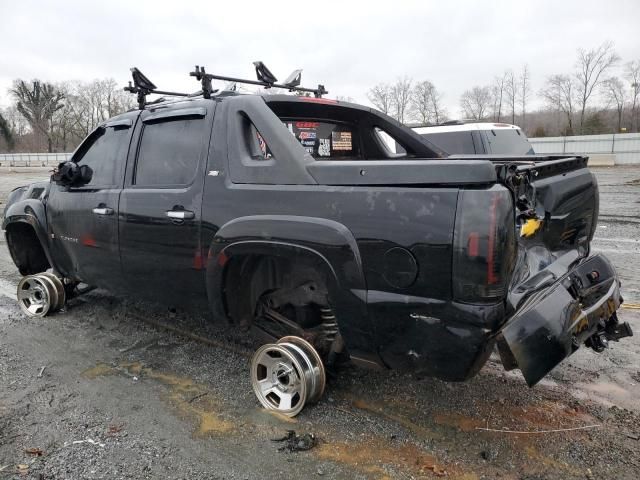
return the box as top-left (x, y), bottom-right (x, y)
top-left (1, 0), bottom-right (639, 116)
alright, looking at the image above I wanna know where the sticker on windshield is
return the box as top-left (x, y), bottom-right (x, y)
top-left (318, 138), bottom-right (331, 157)
top-left (296, 121), bottom-right (319, 129)
top-left (299, 131), bottom-right (316, 140)
top-left (332, 131), bottom-right (352, 151)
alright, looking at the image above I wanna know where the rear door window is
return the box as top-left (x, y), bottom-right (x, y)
top-left (420, 131), bottom-right (477, 155)
top-left (485, 129), bottom-right (534, 155)
top-left (134, 118), bottom-right (207, 186)
top-left (282, 120), bottom-right (360, 159)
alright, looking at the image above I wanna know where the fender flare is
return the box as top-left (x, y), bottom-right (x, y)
top-left (3, 199), bottom-right (55, 269)
top-left (205, 215), bottom-right (373, 352)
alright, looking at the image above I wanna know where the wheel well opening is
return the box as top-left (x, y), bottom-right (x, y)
top-left (222, 253), bottom-right (343, 359)
top-left (223, 254), bottom-right (330, 323)
top-left (5, 223), bottom-right (50, 275)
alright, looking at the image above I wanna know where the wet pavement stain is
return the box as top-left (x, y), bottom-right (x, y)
top-left (81, 362), bottom-right (117, 379)
top-left (522, 445), bottom-right (583, 477)
top-left (433, 412), bottom-right (484, 432)
top-left (341, 391), bottom-right (606, 478)
top-left (79, 362), bottom-right (633, 479)
top-left (505, 400), bottom-right (596, 429)
top-left (83, 361), bottom-right (234, 436)
top-left (349, 397), bottom-right (443, 440)
top-left (316, 437), bottom-right (471, 479)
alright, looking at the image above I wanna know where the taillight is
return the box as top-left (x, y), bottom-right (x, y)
top-left (453, 186), bottom-right (516, 303)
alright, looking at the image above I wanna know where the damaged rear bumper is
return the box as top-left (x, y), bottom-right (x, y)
top-left (497, 254), bottom-right (631, 386)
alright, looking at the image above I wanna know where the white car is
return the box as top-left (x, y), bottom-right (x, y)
top-left (412, 121), bottom-right (535, 156)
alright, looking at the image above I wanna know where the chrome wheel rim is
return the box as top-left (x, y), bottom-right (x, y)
top-left (251, 336), bottom-right (326, 417)
top-left (34, 274), bottom-right (59, 313)
top-left (17, 276), bottom-right (52, 317)
top-left (277, 336), bottom-right (326, 403)
top-left (251, 343), bottom-right (308, 416)
top-left (38, 273), bottom-right (65, 311)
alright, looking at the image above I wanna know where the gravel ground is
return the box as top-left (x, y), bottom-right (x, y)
top-left (0, 166), bottom-right (639, 480)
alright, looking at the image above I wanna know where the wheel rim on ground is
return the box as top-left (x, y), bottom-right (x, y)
top-left (277, 336), bottom-right (326, 403)
top-left (35, 274), bottom-right (60, 313)
top-left (37, 272), bottom-right (66, 311)
top-left (251, 343), bottom-right (309, 417)
top-left (17, 275), bottom-right (54, 317)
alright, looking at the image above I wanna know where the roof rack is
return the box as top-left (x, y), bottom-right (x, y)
top-left (190, 62), bottom-right (327, 99)
top-left (124, 68), bottom-right (194, 110)
top-left (124, 62), bottom-right (328, 109)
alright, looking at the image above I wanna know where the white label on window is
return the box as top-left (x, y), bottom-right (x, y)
top-left (318, 138), bottom-right (331, 157)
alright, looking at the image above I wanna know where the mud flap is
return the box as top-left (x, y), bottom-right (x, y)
top-left (498, 254), bottom-right (624, 387)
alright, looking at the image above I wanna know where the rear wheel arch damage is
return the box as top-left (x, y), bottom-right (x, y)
top-left (214, 247), bottom-right (337, 325)
top-left (5, 222), bottom-right (50, 276)
top-left (206, 243), bottom-right (357, 361)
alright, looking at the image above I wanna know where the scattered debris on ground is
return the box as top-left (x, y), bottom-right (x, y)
top-left (271, 430), bottom-right (318, 452)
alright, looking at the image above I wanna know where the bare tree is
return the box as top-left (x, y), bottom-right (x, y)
top-left (626, 60), bottom-right (640, 132)
top-left (540, 74), bottom-right (576, 134)
top-left (2, 78), bottom-right (138, 153)
top-left (367, 83), bottom-right (392, 115)
top-left (519, 65), bottom-right (531, 129)
top-left (411, 80), bottom-right (446, 125)
top-left (602, 77), bottom-right (626, 132)
top-left (504, 70), bottom-right (518, 124)
top-left (61, 79), bottom-right (136, 141)
top-left (390, 76), bottom-right (412, 123)
top-left (10, 80), bottom-right (65, 152)
top-left (430, 87), bottom-right (446, 124)
top-left (491, 73), bottom-right (507, 122)
top-left (0, 112), bottom-right (14, 149)
top-left (574, 41), bottom-right (620, 133)
top-left (3, 106), bottom-right (29, 137)
top-left (460, 86), bottom-right (492, 120)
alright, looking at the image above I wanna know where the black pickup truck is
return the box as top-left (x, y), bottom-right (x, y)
top-left (3, 90), bottom-right (632, 407)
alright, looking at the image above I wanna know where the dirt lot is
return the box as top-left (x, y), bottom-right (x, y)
top-left (0, 166), bottom-right (639, 479)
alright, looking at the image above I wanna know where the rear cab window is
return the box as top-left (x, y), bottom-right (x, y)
top-left (282, 119), bottom-right (360, 159)
top-left (262, 97), bottom-right (445, 162)
top-left (484, 129), bottom-right (534, 155)
top-left (419, 131), bottom-right (478, 155)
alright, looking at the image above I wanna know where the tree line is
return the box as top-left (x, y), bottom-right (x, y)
top-left (367, 41), bottom-right (639, 137)
top-left (0, 79), bottom-right (135, 153)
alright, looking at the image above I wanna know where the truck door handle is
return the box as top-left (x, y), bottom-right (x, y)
top-left (166, 210), bottom-right (195, 220)
top-left (92, 207), bottom-right (114, 215)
